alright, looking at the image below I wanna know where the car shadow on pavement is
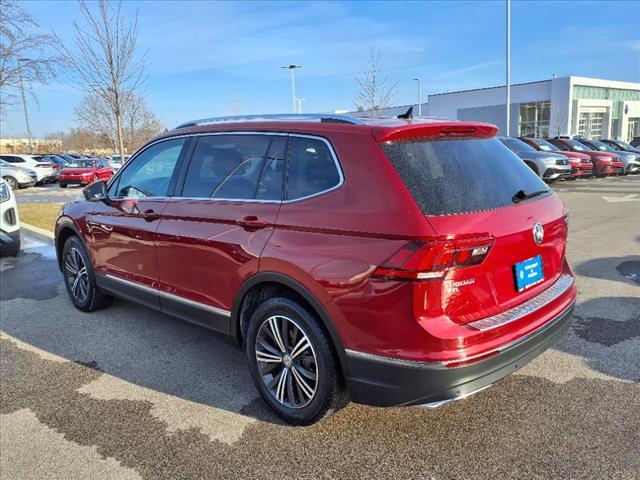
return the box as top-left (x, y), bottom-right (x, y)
top-left (0, 248), bottom-right (282, 426)
top-left (573, 255), bottom-right (640, 285)
top-left (553, 296), bottom-right (640, 382)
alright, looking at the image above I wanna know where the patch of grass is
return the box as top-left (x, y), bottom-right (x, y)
top-left (17, 203), bottom-right (60, 232)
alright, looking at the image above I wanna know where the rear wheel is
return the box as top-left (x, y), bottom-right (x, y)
top-left (59, 184), bottom-right (67, 188)
top-left (61, 236), bottom-right (111, 312)
top-left (246, 296), bottom-right (348, 425)
top-left (3, 176), bottom-right (18, 190)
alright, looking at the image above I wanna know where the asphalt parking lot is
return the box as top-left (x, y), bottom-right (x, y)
top-left (1, 176), bottom-right (639, 480)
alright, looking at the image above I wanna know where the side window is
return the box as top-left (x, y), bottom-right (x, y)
top-left (286, 136), bottom-right (341, 200)
top-left (108, 138), bottom-right (185, 198)
top-left (1, 156), bottom-right (23, 163)
top-left (181, 134), bottom-right (285, 200)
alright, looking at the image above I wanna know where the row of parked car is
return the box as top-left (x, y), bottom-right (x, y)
top-left (499, 136), bottom-right (640, 182)
top-left (0, 153), bottom-right (130, 190)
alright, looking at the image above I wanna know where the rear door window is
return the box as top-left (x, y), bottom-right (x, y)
top-left (181, 134), bottom-right (286, 200)
top-left (285, 136), bottom-right (341, 200)
top-left (381, 137), bottom-right (549, 216)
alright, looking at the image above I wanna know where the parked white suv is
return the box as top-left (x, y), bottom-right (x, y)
top-left (0, 178), bottom-right (20, 256)
top-left (0, 154), bottom-right (56, 184)
top-left (108, 154), bottom-right (131, 172)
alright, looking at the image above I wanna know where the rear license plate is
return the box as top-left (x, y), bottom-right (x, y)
top-left (514, 255), bottom-right (544, 292)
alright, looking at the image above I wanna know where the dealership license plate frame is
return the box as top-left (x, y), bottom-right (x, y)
top-left (513, 255), bottom-right (544, 292)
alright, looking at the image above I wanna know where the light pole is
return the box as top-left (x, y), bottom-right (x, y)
top-left (505, 0), bottom-right (511, 136)
top-left (413, 78), bottom-right (422, 116)
top-left (17, 58), bottom-right (33, 151)
top-left (282, 64), bottom-right (302, 113)
top-left (296, 97), bottom-right (306, 114)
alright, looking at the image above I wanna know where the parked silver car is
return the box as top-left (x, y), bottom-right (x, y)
top-left (499, 137), bottom-right (571, 182)
top-left (0, 159), bottom-right (37, 189)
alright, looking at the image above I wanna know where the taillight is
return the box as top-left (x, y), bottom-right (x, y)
top-left (372, 236), bottom-right (494, 281)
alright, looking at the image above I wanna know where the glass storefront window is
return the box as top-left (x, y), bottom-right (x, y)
top-left (519, 101), bottom-right (550, 137)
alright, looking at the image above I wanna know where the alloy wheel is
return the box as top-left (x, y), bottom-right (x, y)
top-left (255, 315), bottom-right (319, 408)
top-left (64, 247), bottom-right (89, 304)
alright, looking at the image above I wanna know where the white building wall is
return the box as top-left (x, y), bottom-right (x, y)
top-left (549, 77), bottom-right (572, 136)
top-left (428, 80), bottom-right (552, 135)
top-left (426, 76), bottom-right (640, 139)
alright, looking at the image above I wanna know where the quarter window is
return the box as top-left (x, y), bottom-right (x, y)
top-left (285, 137), bottom-right (341, 200)
top-left (108, 138), bottom-right (185, 198)
top-left (181, 134), bottom-right (286, 200)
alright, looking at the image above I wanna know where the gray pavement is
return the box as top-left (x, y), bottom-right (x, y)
top-left (1, 176), bottom-right (639, 480)
top-left (13, 183), bottom-right (83, 204)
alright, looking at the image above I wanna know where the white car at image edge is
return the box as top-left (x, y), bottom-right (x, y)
top-left (0, 154), bottom-right (57, 184)
top-left (0, 178), bottom-right (21, 256)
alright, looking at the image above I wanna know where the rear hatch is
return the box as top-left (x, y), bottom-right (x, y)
top-left (380, 134), bottom-right (568, 325)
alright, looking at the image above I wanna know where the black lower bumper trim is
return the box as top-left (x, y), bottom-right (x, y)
top-left (345, 302), bottom-right (574, 407)
top-left (0, 228), bottom-right (21, 255)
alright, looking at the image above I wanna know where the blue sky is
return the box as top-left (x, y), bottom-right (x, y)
top-left (2, 0), bottom-right (639, 137)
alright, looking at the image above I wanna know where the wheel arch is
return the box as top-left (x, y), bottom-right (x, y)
top-left (55, 218), bottom-right (89, 272)
top-left (231, 272), bottom-right (351, 378)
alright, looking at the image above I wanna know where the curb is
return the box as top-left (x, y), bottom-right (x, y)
top-left (21, 222), bottom-right (54, 244)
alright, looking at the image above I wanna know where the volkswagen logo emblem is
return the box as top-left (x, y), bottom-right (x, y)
top-left (533, 222), bottom-right (544, 245)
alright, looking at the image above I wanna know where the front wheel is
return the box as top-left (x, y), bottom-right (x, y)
top-left (246, 296), bottom-right (348, 425)
top-left (61, 236), bottom-right (111, 312)
top-left (3, 176), bottom-right (19, 190)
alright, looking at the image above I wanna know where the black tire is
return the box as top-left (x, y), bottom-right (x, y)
top-left (61, 236), bottom-right (111, 312)
top-left (59, 184), bottom-right (67, 188)
top-left (246, 296), bottom-right (348, 425)
top-left (3, 176), bottom-right (19, 190)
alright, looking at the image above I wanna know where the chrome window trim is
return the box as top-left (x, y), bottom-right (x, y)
top-left (103, 273), bottom-right (231, 318)
top-left (108, 131), bottom-right (345, 205)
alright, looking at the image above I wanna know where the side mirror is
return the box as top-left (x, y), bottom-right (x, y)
top-left (83, 180), bottom-right (108, 202)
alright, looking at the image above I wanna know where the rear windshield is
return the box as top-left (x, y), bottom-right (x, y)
top-left (381, 137), bottom-right (549, 216)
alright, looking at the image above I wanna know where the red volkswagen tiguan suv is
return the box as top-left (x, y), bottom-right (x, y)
top-left (55, 114), bottom-right (576, 424)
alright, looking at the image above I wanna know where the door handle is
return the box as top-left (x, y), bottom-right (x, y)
top-left (237, 215), bottom-right (269, 230)
top-left (142, 209), bottom-right (160, 222)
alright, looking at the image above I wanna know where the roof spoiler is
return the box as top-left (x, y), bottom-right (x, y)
top-left (373, 122), bottom-right (498, 142)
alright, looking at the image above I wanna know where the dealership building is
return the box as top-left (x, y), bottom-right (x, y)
top-left (351, 76), bottom-right (640, 142)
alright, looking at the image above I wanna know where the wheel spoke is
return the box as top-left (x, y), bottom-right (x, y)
top-left (295, 364), bottom-right (317, 382)
top-left (290, 336), bottom-right (310, 359)
top-left (291, 366), bottom-right (315, 400)
top-left (256, 350), bottom-right (282, 363)
top-left (65, 259), bottom-right (78, 275)
top-left (268, 317), bottom-right (286, 352)
top-left (276, 367), bottom-right (289, 404)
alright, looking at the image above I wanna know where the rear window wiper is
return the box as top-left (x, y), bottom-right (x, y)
top-left (512, 189), bottom-right (549, 204)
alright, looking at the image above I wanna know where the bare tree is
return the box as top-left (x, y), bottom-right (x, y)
top-left (61, 0), bottom-right (147, 162)
top-left (74, 92), bottom-right (164, 153)
top-left (553, 110), bottom-right (567, 137)
top-left (353, 48), bottom-right (397, 115)
top-left (0, 0), bottom-right (63, 110)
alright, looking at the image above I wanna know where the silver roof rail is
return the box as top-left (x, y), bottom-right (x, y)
top-left (174, 114), bottom-right (365, 129)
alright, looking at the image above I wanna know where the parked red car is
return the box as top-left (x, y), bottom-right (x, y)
top-left (54, 114), bottom-right (576, 424)
top-left (546, 137), bottom-right (623, 176)
top-left (58, 158), bottom-right (114, 188)
top-left (519, 137), bottom-right (593, 178)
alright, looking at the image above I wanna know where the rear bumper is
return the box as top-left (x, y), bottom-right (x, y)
top-left (345, 300), bottom-right (574, 407)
